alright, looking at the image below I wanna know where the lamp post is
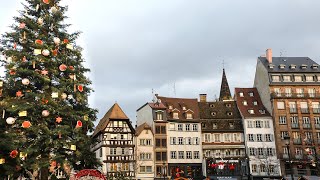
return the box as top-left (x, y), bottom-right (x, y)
top-left (284, 136), bottom-right (294, 180)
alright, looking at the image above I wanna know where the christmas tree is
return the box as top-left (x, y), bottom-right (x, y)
top-left (0, 0), bottom-right (100, 179)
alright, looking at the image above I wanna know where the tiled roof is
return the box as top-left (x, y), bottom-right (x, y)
top-left (234, 88), bottom-right (270, 118)
top-left (258, 57), bottom-right (320, 73)
top-left (156, 95), bottom-right (200, 120)
top-left (148, 102), bottom-right (167, 109)
top-left (135, 122), bottom-right (152, 136)
top-left (198, 101), bottom-right (242, 120)
top-left (92, 103), bottom-right (129, 137)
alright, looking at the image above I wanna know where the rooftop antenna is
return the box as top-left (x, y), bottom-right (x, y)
top-left (152, 88), bottom-right (155, 102)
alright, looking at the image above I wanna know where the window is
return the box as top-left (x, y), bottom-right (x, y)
top-left (177, 124), bottom-right (183, 131)
top-left (285, 88), bottom-right (292, 97)
top-left (186, 113), bottom-right (193, 119)
top-left (156, 152), bottom-right (167, 161)
top-left (140, 139), bottom-right (145, 146)
top-left (193, 124), bottom-right (198, 131)
top-left (294, 75), bottom-right (303, 82)
top-left (267, 148), bottom-right (273, 156)
top-left (182, 106), bottom-right (186, 110)
top-left (224, 134), bottom-right (230, 142)
top-left (300, 102), bottom-right (308, 113)
top-left (110, 163), bottom-right (117, 171)
top-left (257, 134), bottom-right (263, 142)
top-left (229, 123), bottom-right (234, 129)
top-left (194, 151), bottom-right (200, 159)
top-left (178, 151), bottom-right (184, 159)
top-left (308, 88), bottom-right (316, 97)
top-left (243, 101), bottom-right (248, 106)
top-left (272, 75), bottom-right (280, 82)
top-left (260, 164), bottom-right (266, 172)
top-left (253, 101), bottom-right (258, 106)
top-left (186, 137), bottom-right (192, 145)
top-left (265, 134), bottom-right (272, 142)
top-left (248, 109), bottom-right (254, 114)
top-left (255, 120), bottom-right (262, 128)
top-left (303, 117), bottom-right (310, 124)
top-left (212, 123), bottom-right (217, 129)
top-left (155, 126), bottom-right (161, 134)
top-left (214, 134), bottom-right (220, 142)
top-left (170, 137), bottom-right (176, 145)
top-left (249, 92), bottom-right (254, 97)
top-left (283, 75), bottom-right (291, 82)
top-left (169, 123), bottom-right (175, 130)
top-left (156, 139), bottom-right (161, 147)
top-left (168, 105), bottom-right (173, 109)
top-left (295, 148), bottom-right (302, 155)
top-left (274, 88), bottom-right (281, 96)
top-left (211, 112), bottom-right (217, 116)
top-left (239, 92), bottom-right (244, 97)
top-left (269, 165), bottom-right (275, 174)
top-left (173, 112), bottom-right (179, 119)
top-left (186, 151), bottom-right (192, 159)
top-left (110, 148), bottom-right (116, 155)
top-left (121, 148), bottom-right (125, 155)
top-left (296, 88), bottom-right (304, 97)
top-left (249, 148), bottom-right (255, 156)
top-left (279, 116), bottom-right (287, 124)
top-left (140, 166), bottom-right (152, 173)
top-left (264, 120), bottom-right (270, 128)
top-left (204, 134), bottom-right (211, 142)
top-left (121, 163), bottom-right (129, 171)
top-left (161, 126), bottom-right (166, 134)
top-left (171, 151), bottom-right (176, 159)
top-left (252, 164), bottom-right (257, 173)
top-left (227, 112), bottom-right (233, 116)
top-left (281, 131), bottom-right (289, 139)
top-left (290, 116), bottom-right (298, 124)
top-left (146, 139), bottom-right (151, 145)
top-left (312, 102), bottom-right (320, 113)
top-left (258, 148), bottom-right (264, 155)
top-left (306, 75), bottom-right (314, 82)
top-left (247, 121), bottom-right (253, 128)
top-left (140, 153), bottom-right (145, 160)
top-left (315, 117), bottom-right (320, 124)
top-left (185, 124), bottom-right (190, 131)
top-left (226, 104), bottom-right (231, 108)
top-left (156, 112), bottom-right (163, 120)
top-left (233, 133), bottom-right (240, 142)
top-left (111, 134), bottom-right (117, 140)
top-left (194, 137), bottom-right (199, 145)
top-left (277, 102), bottom-right (285, 109)
top-left (162, 139), bottom-right (166, 147)
top-left (248, 134), bottom-right (254, 141)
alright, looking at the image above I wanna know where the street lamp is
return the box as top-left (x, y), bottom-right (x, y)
top-left (284, 136), bottom-right (294, 180)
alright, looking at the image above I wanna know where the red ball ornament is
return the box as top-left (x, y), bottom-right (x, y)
top-left (10, 150), bottom-right (18, 158)
top-left (77, 85), bottom-right (84, 92)
top-left (59, 64), bottom-right (67, 71)
top-left (63, 39), bottom-right (69, 44)
top-left (52, 49), bottom-right (58, 56)
top-left (76, 120), bottom-right (83, 128)
top-left (35, 39), bottom-right (43, 45)
top-left (69, 66), bottom-right (75, 71)
top-left (43, 0), bottom-right (50, 4)
top-left (22, 121), bottom-right (31, 128)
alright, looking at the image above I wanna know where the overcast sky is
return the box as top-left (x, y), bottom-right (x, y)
top-left (1, 0), bottom-right (320, 125)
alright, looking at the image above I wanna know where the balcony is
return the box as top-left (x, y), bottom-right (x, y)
top-left (303, 123), bottom-right (311, 129)
top-left (103, 140), bottom-right (134, 146)
top-left (305, 139), bottom-right (313, 145)
top-left (295, 154), bottom-right (303, 160)
top-left (301, 108), bottom-right (309, 113)
top-left (293, 138), bottom-right (302, 145)
top-left (315, 124), bottom-right (320, 129)
top-left (313, 108), bottom-right (320, 113)
top-left (271, 93), bottom-right (320, 99)
top-left (291, 123), bottom-right (299, 129)
top-left (282, 153), bottom-right (289, 159)
top-left (290, 108), bottom-right (297, 113)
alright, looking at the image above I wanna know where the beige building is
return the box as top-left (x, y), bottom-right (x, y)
top-left (254, 49), bottom-right (320, 178)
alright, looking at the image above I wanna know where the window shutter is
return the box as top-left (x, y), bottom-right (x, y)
top-left (272, 148), bottom-right (276, 156)
top-left (261, 121), bottom-right (264, 128)
top-left (271, 134), bottom-right (274, 141)
top-left (254, 148), bottom-right (257, 156)
top-left (263, 148), bottom-right (267, 156)
top-left (253, 134), bottom-right (257, 142)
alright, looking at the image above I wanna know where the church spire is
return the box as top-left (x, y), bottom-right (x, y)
top-left (219, 68), bottom-right (232, 101)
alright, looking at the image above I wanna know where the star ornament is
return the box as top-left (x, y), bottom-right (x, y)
top-left (16, 91), bottom-right (23, 97)
top-left (41, 70), bottom-right (48, 75)
top-left (56, 117), bottom-right (62, 123)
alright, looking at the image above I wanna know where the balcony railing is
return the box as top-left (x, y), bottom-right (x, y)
top-left (103, 140), bottom-right (134, 146)
top-left (305, 139), bottom-right (313, 145)
top-left (293, 138), bottom-right (302, 145)
top-left (313, 108), bottom-right (320, 113)
top-left (105, 155), bottom-right (134, 162)
top-left (291, 123), bottom-right (299, 129)
top-left (303, 123), bottom-right (311, 129)
top-left (301, 108), bottom-right (309, 113)
top-left (315, 124), bottom-right (320, 129)
top-left (295, 154), bottom-right (303, 160)
top-left (282, 153), bottom-right (289, 159)
top-left (271, 93), bottom-right (320, 99)
top-left (290, 108), bottom-right (297, 113)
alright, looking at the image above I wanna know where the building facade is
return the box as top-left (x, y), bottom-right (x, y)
top-left (235, 87), bottom-right (281, 178)
top-left (136, 101), bottom-right (168, 179)
top-left (92, 103), bottom-right (135, 178)
top-left (254, 49), bottom-right (320, 178)
top-left (199, 69), bottom-right (247, 180)
top-left (135, 123), bottom-right (154, 180)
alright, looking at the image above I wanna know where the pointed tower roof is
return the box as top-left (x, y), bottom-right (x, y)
top-left (92, 103), bottom-right (129, 137)
top-left (219, 69), bottom-right (232, 101)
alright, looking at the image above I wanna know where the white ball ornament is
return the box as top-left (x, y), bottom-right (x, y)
top-left (53, 37), bottom-right (60, 45)
top-left (7, 57), bottom-right (12, 63)
top-left (42, 49), bottom-right (50, 56)
top-left (37, 17), bottom-right (44, 25)
top-left (50, 6), bottom-right (58, 14)
top-left (6, 117), bottom-right (16, 125)
top-left (22, 78), bottom-right (30, 85)
top-left (42, 110), bottom-right (49, 117)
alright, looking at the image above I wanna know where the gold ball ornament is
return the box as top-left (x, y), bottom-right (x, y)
top-left (37, 17), bottom-right (44, 25)
top-left (61, 93), bottom-right (67, 99)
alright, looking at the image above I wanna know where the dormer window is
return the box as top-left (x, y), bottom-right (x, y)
top-left (211, 112), bottom-right (217, 116)
top-left (186, 113), bottom-right (193, 119)
top-left (212, 123), bottom-right (217, 129)
top-left (290, 64), bottom-right (296, 69)
top-left (168, 105), bottom-right (173, 109)
top-left (269, 64), bottom-right (275, 69)
top-left (182, 106), bottom-right (186, 110)
top-left (283, 75), bottom-right (291, 82)
top-left (259, 110), bottom-right (266, 114)
top-left (173, 112), bottom-right (179, 119)
top-left (301, 64), bottom-right (308, 69)
top-left (272, 75), bottom-right (280, 82)
top-left (156, 111), bottom-right (163, 120)
top-left (249, 92), bottom-right (254, 97)
top-left (226, 104), bottom-right (231, 108)
top-left (248, 109), bottom-right (254, 114)
top-left (294, 75), bottom-right (303, 82)
top-left (243, 101), bottom-right (248, 106)
top-left (227, 112), bottom-right (233, 116)
top-left (312, 64), bottom-right (318, 69)
top-left (306, 75), bottom-right (314, 82)
top-left (229, 123), bottom-right (234, 129)
top-left (253, 101), bottom-right (258, 106)
top-left (239, 92), bottom-right (244, 97)
top-left (279, 64), bottom-right (286, 69)
top-left (210, 104), bottom-right (215, 108)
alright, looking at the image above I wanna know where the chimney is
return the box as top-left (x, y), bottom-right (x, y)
top-left (266, 48), bottom-right (272, 64)
top-left (199, 94), bottom-right (207, 102)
